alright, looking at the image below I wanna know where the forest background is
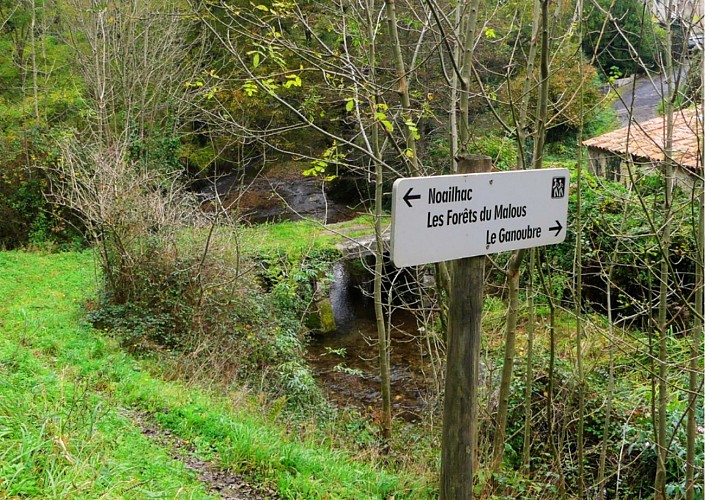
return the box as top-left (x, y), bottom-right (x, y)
top-left (0, 0), bottom-right (703, 498)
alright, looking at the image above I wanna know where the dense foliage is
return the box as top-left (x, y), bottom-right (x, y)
top-left (582, 0), bottom-right (663, 76)
top-left (542, 168), bottom-right (698, 330)
top-left (0, 0), bottom-right (622, 247)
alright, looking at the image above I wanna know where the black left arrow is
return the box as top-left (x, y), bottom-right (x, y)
top-left (403, 187), bottom-right (421, 208)
top-left (549, 220), bottom-right (563, 237)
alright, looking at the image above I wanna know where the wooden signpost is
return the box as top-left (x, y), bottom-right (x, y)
top-left (390, 156), bottom-right (570, 499)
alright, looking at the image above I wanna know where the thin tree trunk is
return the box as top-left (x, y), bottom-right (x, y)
top-left (685, 40), bottom-right (705, 500)
top-left (492, 0), bottom-right (550, 474)
top-left (374, 177), bottom-right (392, 441)
top-left (491, 246), bottom-right (525, 473)
top-left (366, 0), bottom-right (393, 443)
top-left (29, 0), bottom-right (40, 126)
top-left (575, 0), bottom-right (586, 492)
top-left (597, 264), bottom-right (617, 500)
top-left (435, 262), bottom-right (450, 338)
top-left (516, 0), bottom-right (542, 171)
top-left (449, 1), bottom-right (460, 172)
top-left (458, 0), bottom-right (481, 148)
top-left (537, 249), bottom-right (558, 457)
top-left (654, 6), bottom-right (675, 496)
top-left (685, 52), bottom-right (704, 495)
top-left (384, 0), bottom-right (420, 177)
top-left (597, 183), bottom-right (635, 499)
top-left (685, 187), bottom-right (703, 500)
top-left (522, 248), bottom-right (536, 470)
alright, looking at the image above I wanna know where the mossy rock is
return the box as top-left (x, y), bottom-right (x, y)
top-left (317, 298), bottom-right (336, 333)
top-left (305, 298), bottom-right (336, 333)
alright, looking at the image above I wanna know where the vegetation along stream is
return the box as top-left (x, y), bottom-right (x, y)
top-left (3, 0), bottom-right (703, 496)
top-left (198, 162), bottom-right (435, 419)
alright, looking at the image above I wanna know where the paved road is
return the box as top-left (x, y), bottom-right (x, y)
top-left (613, 74), bottom-right (666, 125)
top-left (612, 67), bottom-right (688, 126)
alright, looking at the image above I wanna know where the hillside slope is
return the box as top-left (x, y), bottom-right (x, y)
top-left (0, 251), bottom-right (423, 499)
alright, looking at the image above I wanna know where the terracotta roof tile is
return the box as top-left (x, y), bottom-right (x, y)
top-left (583, 108), bottom-right (703, 171)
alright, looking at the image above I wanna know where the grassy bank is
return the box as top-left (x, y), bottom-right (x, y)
top-left (239, 214), bottom-right (386, 258)
top-left (0, 250), bottom-right (432, 498)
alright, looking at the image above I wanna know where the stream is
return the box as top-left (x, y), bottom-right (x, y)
top-left (306, 262), bottom-right (438, 421)
top-left (196, 167), bottom-right (354, 224)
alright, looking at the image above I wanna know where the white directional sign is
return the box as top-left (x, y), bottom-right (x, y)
top-left (391, 168), bottom-right (570, 267)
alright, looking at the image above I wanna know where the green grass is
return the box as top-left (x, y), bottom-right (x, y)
top-left (239, 214), bottom-right (385, 259)
top-left (241, 219), bottom-right (330, 258)
top-left (0, 251), bottom-right (214, 498)
top-left (0, 250), bottom-right (432, 498)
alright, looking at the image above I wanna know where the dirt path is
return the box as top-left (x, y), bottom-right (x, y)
top-left (130, 409), bottom-right (280, 500)
top-left (0, 252), bottom-right (261, 498)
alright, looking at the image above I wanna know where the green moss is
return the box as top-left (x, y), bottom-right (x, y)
top-left (317, 298), bottom-right (336, 333)
top-left (240, 214), bottom-right (383, 260)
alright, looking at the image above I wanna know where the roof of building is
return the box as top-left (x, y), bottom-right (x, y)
top-left (583, 107), bottom-right (703, 172)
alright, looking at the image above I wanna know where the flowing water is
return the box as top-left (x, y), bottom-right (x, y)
top-left (306, 262), bottom-right (438, 421)
top-left (196, 168), bottom-right (354, 224)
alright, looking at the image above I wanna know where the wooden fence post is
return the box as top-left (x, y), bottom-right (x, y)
top-left (440, 154), bottom-right (492, 499)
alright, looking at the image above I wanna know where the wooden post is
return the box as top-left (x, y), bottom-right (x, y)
top-left (440, 154), bottom-right (492, 499)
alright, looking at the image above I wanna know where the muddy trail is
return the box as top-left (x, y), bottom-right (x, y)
top-left (130, 409), bottom-right (279, 500)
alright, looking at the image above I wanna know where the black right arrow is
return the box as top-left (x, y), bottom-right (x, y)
top-left (403, 187), bottom-right (421, 208)
top-left (549, 220), bottom-right (563, 237)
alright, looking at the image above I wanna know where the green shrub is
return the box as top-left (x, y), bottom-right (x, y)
top-left (545, 168), bottom-right (698, 328)
top-left (501, 42), bottom-right (603, 138)
top-left (0, 129), bottom-right (85, 249)
top-left (467, 135), bottom-right (518, 170)
top-left (86, 221), bottom-right (334, 413)
top-left (46, 130), bottom-right (325, 412)
top-left (583, 0), bottom-right (663, 76)
top-left (88, 243), bottom-right (328, 413)
top-left (584, 105), bottom-right (620, 138)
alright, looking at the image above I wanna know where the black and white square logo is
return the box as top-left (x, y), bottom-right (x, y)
top-left (551, 177), bottom-right (566, 198)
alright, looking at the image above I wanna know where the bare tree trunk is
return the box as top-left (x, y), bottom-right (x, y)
top-left (365, 0), bottom-right (392, 443)
top-left (29, 0), bottom-right (40, 126)
top-left (685, 186), bottom-right (703, 500)
top-left (537, 248), bottom-right (560, 465)
top-left (575, 0), bottom-right (586, 493)
top-left (654, 6), bottom-right (675, 496)
top-left (458, 0), bottom-right (481, 148)
top-left (685, 49), bottom-right (704, 496)
top-left (491, 246), bottom-right (525, 472)
top-left (449, 3), bottom-right (460, 172)
top-left (516, 0), bottom-right (542, 170)
top-left (385, 0), bottom-right (419, 177)
top-left (522, 248), bottom-right (536, 470)
top-left (655, 175), bottom-right (672, 500)
top-left (597, 238), bottom-right (620, 499)
top-left (373, 147), bottom-right (391, 442)
top-left (492, 0), bottom-right (550, 474)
